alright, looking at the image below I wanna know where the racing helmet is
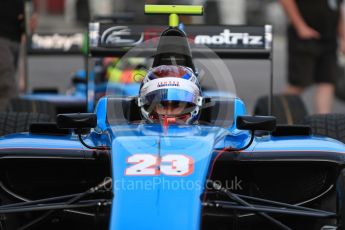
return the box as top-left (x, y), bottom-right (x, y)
top-left (138, 65), bottom-right (203, 124)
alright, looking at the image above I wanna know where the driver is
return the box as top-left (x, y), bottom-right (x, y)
top-left (138, 65), bottom-right (203, 125)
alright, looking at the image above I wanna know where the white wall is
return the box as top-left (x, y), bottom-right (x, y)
top-left (219, 0), bottom-right (246, 24)
top-left (64, 0), bottom-right (76, 23)
top-left (89, 0), bottom-right (114, 16)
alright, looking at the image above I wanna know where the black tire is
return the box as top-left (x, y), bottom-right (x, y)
top-left (7, 98), bottom-right (56, 120)
top-left (0, 112), bottom-right (51, 136)
top-left (254, 94), bottom-right (308, 124)
top-left (311, 168), bottom-right (345, 230)
top-left (303, 114), bottom-right (345, 229)
top-left (304, 114), bottom-right (345, 143)
top-left (337, 168), bottom-right (345, 230)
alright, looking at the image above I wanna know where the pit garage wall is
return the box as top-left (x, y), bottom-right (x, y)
top-left (66, 0), bottom-right (247, 25)
top-left (191, 0), bottom-right (246, 24)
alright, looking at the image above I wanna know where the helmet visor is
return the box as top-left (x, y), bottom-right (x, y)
top-left (143, 88), bottom-right (198, 116)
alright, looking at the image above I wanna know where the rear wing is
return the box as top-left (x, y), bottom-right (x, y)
top-left (86, 23), bottom-right (274, 114)
top-left (88, 23), bottom-right (272, 59)
top-left (27, 32), bottom-right (86, 55)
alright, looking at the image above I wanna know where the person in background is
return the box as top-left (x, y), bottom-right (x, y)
top-left (204, 0), bottom-right (220, 25)
top-left (0, 0), bottom-right (37, 111)
top-left (280, 0), bottom-right (345, 114)
top-left (76, 0), bottom-right (90, 25)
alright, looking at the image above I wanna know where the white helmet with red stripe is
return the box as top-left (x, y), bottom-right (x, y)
top-left (138, 65), bottom-right (203, 124)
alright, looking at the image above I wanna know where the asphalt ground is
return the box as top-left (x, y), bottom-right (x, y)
top-left (27, 35), bottom-right (345, 115)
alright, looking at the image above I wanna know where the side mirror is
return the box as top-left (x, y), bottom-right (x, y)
top-left (57, 113), bottom-right (97, 130)
top-left (236, 115), bottom-right (276, 132)
top-left (72, 77), bottom-right (87, 85)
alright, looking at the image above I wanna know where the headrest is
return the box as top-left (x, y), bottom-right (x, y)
top-left (152, 27), bottom-right (196, 72)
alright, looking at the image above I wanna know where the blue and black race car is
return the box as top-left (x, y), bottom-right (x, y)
top-left (0, 5), bottom-right (344, 230)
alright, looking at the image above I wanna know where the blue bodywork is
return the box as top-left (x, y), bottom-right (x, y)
top-left (0, 95), bottom-right (344, 229)
top-left (21, 70), bottom-right (140, 113)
